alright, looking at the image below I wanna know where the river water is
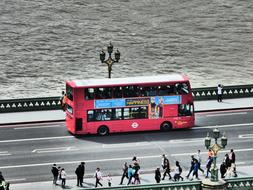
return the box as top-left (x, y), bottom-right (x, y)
top-left (0, 0), bottom-right (252, 99)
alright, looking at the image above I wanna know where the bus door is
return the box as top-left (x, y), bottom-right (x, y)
top-left (75, 118), bottom-right (82, 131)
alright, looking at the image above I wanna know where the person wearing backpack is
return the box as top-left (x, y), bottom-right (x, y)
top-left (174, 161), bottom-right (183, 181)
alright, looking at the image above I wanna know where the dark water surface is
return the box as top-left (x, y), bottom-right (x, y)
top-left (0, 0), bottom-right (252, 99)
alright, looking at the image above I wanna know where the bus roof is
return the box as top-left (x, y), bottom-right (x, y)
top-left (67, 74), bottom-right (189, 88)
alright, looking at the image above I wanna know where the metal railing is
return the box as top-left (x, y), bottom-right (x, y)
top-left (70, 176), bottom-right (253, 190)
top-left (79, 181), bottom-right (202, 190)
top-left (192, 84), bottom-right (253, 101)
top-left (0, 85), bottom-right (253, 113)
top-left (225, 177), bottom-right (253, 190)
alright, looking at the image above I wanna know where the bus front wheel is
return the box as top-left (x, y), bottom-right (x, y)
top-left (160, 122), bottom-right (172, 131)
top-left (97, 126), bottom-right (109, 136)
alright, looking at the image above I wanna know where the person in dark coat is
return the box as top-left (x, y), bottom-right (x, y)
top-left (155, 168), bottom-right (161, 183)
top-left (186, 155), bottom-right (198, 179)
top-left (75, 165), bottom-right (83, 187)
top-left (220, 162), bottom-right (226, 178)
top-left (162, 157), bottom-right (172, 180)
top-left (80, 162), bottom-right (85, 185)
top-left (119, 162), bottom-right (128, 185)
top-left (51, 164), bottom-right (59, 185)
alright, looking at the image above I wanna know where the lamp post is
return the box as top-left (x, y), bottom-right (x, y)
top-left (204, 128), bottom-right (228, 182)
top-left (99, 42), bottom-right (120, 78)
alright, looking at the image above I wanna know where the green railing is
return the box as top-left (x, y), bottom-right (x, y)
top-left (80, 181), bottom-right (202, 190)
top-left (0, 97), bottom-right (61, 113)
top-left (70, 177), bottom-right (253, 190)
top-left (192, 84), bottom-right (253, 101)
top-left (0, 84), bottom-right (253, 113)
top-left (225, 177), bottom-right (253, 190)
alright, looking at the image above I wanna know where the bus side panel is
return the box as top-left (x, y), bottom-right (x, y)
top-left (66, 112), bottom-right (75, 133)
top-left (163, 105), bottom-right (177, 117)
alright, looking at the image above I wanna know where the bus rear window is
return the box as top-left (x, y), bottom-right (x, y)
top-left (66, 85), bottom-right (73, 101)
top-left (66, 104), bottom-right (73, 114)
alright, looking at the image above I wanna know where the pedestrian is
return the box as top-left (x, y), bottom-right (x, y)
top-left (207, 149), bottom-right (214, 158)
top-left (186, 155), bottom-right (197, 179)
top-left (0, 172), bottom-right (9, 190)
top-left (155, 167), bottom-right (161, 183)
top-left (119, 162), bottom-right (128, 185)
top-left (0, 179), bottom-right (8, 190)
top-left (80, 162), bottom-right (85, 185)
top-left (220, 162), bottom-right (226, 178)
top-left (173, 161), bottom-right (183, 181)
top-left (196, 150), bottom-right (204, 174)
top-left (75, 164), bottom-right (83, 187)
top-left (107, 173), bottom-right (112, 187)
top-left (162, 155), bottom-right (172, 180)
top-left (191, 159), bottom-right (200, 180)
top-left (57, 166), bottom-right (61, 184)
top-left (60, 168), bottom-right (67, 188)
top-left (217, 84), bottom-right (223, 102)
top-left (223, 154), bottom-right (230, 170)
top-left (94, 167), bottom-right (103, 188)
top-left (229, 149), bottom-right (237, 177)
top-left (132, 157), bottom-right (141, 184)
top-left (127, 165), bottom-right (134, 185)
top-left (206, 156), bottom-right (213, 178)
top-left (51, 164), bottom-right (59, 185)
top-left (60, 91), bottom-right (67, 111)
top-left (0, 172), bottom-right (4, 182)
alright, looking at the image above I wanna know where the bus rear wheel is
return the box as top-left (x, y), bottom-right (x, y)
top-left (97, 126), bottom-right (109, 136)
top-left (160, 122), bottom-right (172, 131)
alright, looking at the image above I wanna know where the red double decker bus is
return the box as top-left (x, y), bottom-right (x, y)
top-left (65, 74), bottom-right (195, 135)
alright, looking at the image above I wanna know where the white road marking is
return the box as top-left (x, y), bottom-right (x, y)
top-left (14, 124), bottom-right (63, 130)
top-left (192, 123), bottom-right (253, 130)
top-left (0, 155), bottom-right (161, 169)
top-left (238, 134), bottom-right (253, 139)
top-left (102, 142), bottom-right (150, 148)
top-left (205, 112), bottom-right (247, 117)
top-left (32, 146), bottom-right (79, 153)
top-left (0, 136), bottom-right (74, 143)
top-left (0, 151), bottom-right (11, 156)
top-left (169, 138), bottom-right (204, 143)
top-left (6, 178), bottom-right (26, 182)
top-left (171, 148), bottom-right (253, 157)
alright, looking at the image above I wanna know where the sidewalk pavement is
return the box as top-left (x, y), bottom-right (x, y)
top-left (0, 97), bottom-right (253, 125)
top-left (10, 165), bottom-right (253, 190)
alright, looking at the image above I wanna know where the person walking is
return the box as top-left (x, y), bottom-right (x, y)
top-left (127, 165), bottom-right (134, 185)
top-left (191, 159), bottom-right (200, 180)
top-left (60, 91), bottom-right (67, 111)
top-left (206, 156), bottom-right (213, 178)
top-left (119, 162), bottom-right (128, 185)
top-left (229, 149), bottom-right (237, 177)
top-left (75, 164), bottom-right (83, 187)
top-left (106, 173), bottom-right (112, 187)
top-left (155, 167), bottom-right (161, 183)
top-left (51, 164), bottom-right (59, 185)
top-left (173, 161), bottom-right (183, 181)
top-left (196, 150), bottom-right (204, 174)
top-left (162, 155), bottom-right (172, 180)
top-left (94, 167), bottom-right (103, 188)
top-left (186, 155), bottom-right (197, 179)
top-left (60, 168), bottom-right (67, 188)
top-left (217, 84), bottom-right (223, 102)
top-left (0, 172), bottom-right (9, 190)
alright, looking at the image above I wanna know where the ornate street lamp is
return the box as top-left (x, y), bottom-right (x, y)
top-left (204, 128), bottom-right (227, 182)
top-left (99, 42), bottom-right (120, 78)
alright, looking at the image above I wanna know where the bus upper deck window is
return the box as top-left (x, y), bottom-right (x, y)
top-left (66, 85), bottom-right (73, 101)
top-left (175, 83), bottom-right (189, 94)
top-left (85, 88), bottom-right (95, 100)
